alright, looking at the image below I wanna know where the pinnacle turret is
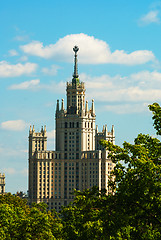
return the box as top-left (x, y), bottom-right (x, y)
top-left (91, 99), bottom-right (95, 116)
top-left (56, 99), bottom-right (59, 112)
top-left (72, 46), bottom-right (79, 87)
top-left (61, 98), bottom-right (64, 111)
top-left (85, 100), bottom-right (89, 114)
top-left (29, 125), bottom-right (32, 134)
top-left (111, 125), bottom-right (115, 136)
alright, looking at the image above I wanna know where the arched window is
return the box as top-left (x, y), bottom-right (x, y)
top-left (77, 122), bottom-right (79, 128)
top-left (65, 122), bottom-right (68, 128)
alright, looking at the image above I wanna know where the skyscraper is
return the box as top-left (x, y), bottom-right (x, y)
top-left (28, 46), bottom-right (115, 211)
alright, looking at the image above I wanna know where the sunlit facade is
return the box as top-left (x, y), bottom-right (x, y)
top-left (28, 46), bottom-right (115, 211)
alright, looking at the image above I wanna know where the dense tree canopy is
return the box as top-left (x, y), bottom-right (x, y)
top-left (0, 193), bottom-right (63, 239)
top-left (61, 103), bottom-right (161, 239)
top-left (1, 103), bottom-right (161, 239)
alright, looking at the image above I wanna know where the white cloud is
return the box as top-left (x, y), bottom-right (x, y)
top-left (9, 79), bottom-right (40, 90)
top-left (139, 10), bottom-right (160, 25)
top-left (42, 64), bottom-right (61, 75)
top-left (47, 130), bottom-right (55, 150)
top-left (8, 49), bottom-right (19, 56)
top-left (40, 81), bottom-right (65, 93)
top-left (20, 168), bottom-right (28, 176)
top-left (0, 61), bottom-right (37, 78)
top-left (0, 146), bottom-right (27, 158)
top-left (2, 167), bottom-right (28, 176)
top-left (47, 129), bottom-right (55, 139)
top-left (129, 71), bottom-right (161, 88)
top-left (87, 87), bottom-right (161, 103)
top-left (105, 103), bottom-right (148, 114)
top-left (9, 79), bottom-right (65, 93)
top-left (20, 33), bottom-right (155, 65)
top-left (82, 71), bottom-right (161, 105)
top-left (1, 120), bottom-right (26, 131)
top-left (3, 168), bottom-right (16, 175)
top-left (14, 35), bottom-right (29, 41)
top-left (19, 56), bottom-right (28, 62)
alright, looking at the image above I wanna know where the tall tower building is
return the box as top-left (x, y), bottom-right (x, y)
top-left (28, 46), bottom-right (115, 211)
top-left (0, 173), bottom-right (5, 194)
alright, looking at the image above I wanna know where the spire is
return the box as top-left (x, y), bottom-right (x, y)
top-left (111, 125), bottom-right (115, 136)
top-left (72, 46), bottom-right (79, 87)
top-left (105, 124), bottom-right (108, 135)
top-left (91, 99), bottom-right (95, 116)
top-left (61, 98), bottom-right (64, 110)
top-left (44, 125), bottom-right (46, 136)
top-left (56, 99), bottom-right (59, 111)
top-left (73, 46), bottom-right (79, 78)
top-left (29, 125), bottom-right (32, 134)
top-left (85, 100), bottom-right (88, 114)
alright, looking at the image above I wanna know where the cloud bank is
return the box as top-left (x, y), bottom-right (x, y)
top-left (0, 61), bottom-right (37, 78)
top-left (2, 167), bottom-right (28, 176)
top-left (42, 64), bottom-right (61, 75)
top-left (1, 120), bottom-right (27, 131)
top-left (139, 10), bottom-right (160, 26)
top-left (80, 70), bottom-right (161, 113)
top-left (47, 129), bottom-right (55, 139)
top-left (9, 79), bottom-right (40, 90)
top-left (20, 33), bottom-right (155, 65)
top-left (9, 79), bottom-right (65, 93)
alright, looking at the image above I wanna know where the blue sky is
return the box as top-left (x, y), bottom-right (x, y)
top-left (1, 0), bottom-right (161, 193)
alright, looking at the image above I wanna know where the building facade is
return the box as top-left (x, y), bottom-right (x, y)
top-left (0, 173), bottom-right (5, 194)
top-left (28, 46), bottom-right (115, 211)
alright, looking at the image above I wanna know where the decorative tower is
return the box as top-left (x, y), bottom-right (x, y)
top-left (29, 125), bottom-right (47, 158)
top-left (28, 46), bottom-right (115, 211)
top-left (0, 173), bottom-right (5, 194)
top-left (28, 125), bottom-right (47, 202)
top-left (56, 46), bottom-right (96, 158)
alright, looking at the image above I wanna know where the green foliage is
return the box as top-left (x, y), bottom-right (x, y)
top-left (1, 103), bottom-right (161, 239)
top-left (0, 193), bottom-right (63, 239)
top-left (101, 133), bottom-right (161, 239)
top-left (149, 102), bottom-right (161, 135)
top-left (61, 187), bottom-right (108, 240)
top-left (99, 103), bottom-right (161, 239)
top-left (61, 103), bottom-right (161, 239)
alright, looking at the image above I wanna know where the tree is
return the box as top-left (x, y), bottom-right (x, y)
top-left (99, 103), bottom-right (161, 239)
top-left (61, 186), bottom-right (109, 240)
top-left (0, 193), bottom-right (63, 239)
top-left (1, 103), bottom-right (161, 239)
top-left (61, 103), bottom-right (161, 239)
